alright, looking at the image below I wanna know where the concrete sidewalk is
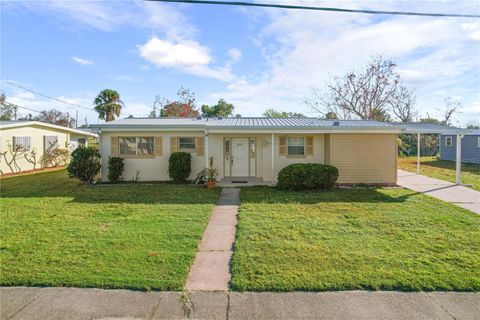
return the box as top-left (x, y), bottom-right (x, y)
top-left (1, 287), bottom-right (479, 320)
top-left (397, 169), bottom-right (480, 214)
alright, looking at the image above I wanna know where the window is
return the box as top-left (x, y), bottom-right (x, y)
top-left (445, 136), bottom-right (452, 147)
top-left (13, 136), bottom-right (31, 151)
top-left (44, 136), bottom-right (59, 152)
top-left (287, 137), bottom-right (305, 156)
top-left (119, 137), bottom-right (154, 156)
top-left (179, 137), bottom-right (196, 151)
top-left (77, 138), bottom-right (86, 147)
top-left (478, 137), bottom-right (480, 148)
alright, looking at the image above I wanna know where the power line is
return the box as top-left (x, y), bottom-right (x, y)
top-left (146, 0), bottom-right (480, 18)
top-left (2, 80), bottom-right (93, 110)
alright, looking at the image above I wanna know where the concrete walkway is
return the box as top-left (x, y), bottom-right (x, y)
top-left (397, 170), bottom-right (480, 214)
top-left (2, 287), bottom-right (479, 320)
top-left (185, 188), bottom-right (240, 291)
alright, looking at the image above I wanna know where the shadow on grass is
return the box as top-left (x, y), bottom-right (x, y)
top-left (415, 158), bottom-right (479, 175)
top-left (238, 186), bottom-right (413, 204)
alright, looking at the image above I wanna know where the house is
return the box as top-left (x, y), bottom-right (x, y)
top-left (0, 120), bottom-right (98, 175)
top-left (440, 131), bottom-right (480, 164)
top-left (91, 117), bottom-right (401, 185)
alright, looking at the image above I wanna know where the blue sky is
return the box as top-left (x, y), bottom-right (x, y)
top-left (1, 0), bottom-right (479, 126)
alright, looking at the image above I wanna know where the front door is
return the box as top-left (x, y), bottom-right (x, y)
top-left (231, 138), bottom-right (249, 176)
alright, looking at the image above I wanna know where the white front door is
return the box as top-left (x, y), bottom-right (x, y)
top-left (231, 138), bottom-right (249, 177)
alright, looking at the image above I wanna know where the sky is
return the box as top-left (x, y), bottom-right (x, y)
top-left (1, 0), bottom-right (479, 127)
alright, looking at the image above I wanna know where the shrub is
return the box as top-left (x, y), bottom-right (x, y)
top-left (41, 148), bottom-right (69, 168)
top-left (277, 163), bottom-right (338, 190)
top-left (67, 146), bottom-right (101, 184)
top-left (169, 152), bottom-right (191, 182)
top-left (107, 156), bottom-right (124, 183)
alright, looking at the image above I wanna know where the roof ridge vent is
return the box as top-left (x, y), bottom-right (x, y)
top-left (333, 121), bottom-right (340, 126)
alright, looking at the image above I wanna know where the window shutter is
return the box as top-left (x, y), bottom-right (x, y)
top-left (279, 136), bottom-right (286, 156)
top-left (170, 137), bottom-right (178, 153)
top-left (154, 136), bottom-right (163, 156)
top-left (111, 136), bottom-right (119, 156)
top-left (306, 136), bottom-right (314, 156)
top-left (196, 137), bottom-right (205, 156)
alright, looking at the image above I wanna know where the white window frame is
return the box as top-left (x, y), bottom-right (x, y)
top-left (119, 137), bottom-right (154, 156)
top-left (477, 137), bottom-right (480, 148)
top-left (445, 136), bottom-right (452, 147)
top-left (13, 136), bottom-right (31, 151)
top-left (178, 137), bottom-right (196, 152)
top-left (287, 137), bottom-right (305, 156)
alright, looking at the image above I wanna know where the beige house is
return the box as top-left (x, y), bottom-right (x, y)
top-left (0, 121), bottom-right (98, 175)
top-left (91, 118), bottom-right (400, 185)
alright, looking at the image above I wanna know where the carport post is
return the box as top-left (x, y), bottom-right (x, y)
top-left (205, 129), bottom-right (209, 168)
top-left (417, 133), bottom-right (421, 175)
top-left (271, 133), bottom-right (275, 185)
top-left (455, 134), bottom-right (463, 184)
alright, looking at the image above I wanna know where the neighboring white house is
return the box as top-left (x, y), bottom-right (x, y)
top-left (0, 121), bottom-right (98, 175)
top-left (91, 117), bottom-right (401, 185)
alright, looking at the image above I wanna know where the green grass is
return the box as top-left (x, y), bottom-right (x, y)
top-left (231, 187), bottom-right (480, 292)
top-left (0, 170), bottom-right (220, 290)
top-left (398, 156), bottom-right (480, 191)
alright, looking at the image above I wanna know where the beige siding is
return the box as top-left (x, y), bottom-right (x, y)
top-left (0, 125), bottom-right (70, 174)
top-left (328, 133), bottom-right (397, 184)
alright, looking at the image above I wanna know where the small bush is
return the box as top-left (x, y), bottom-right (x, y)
top-left (41, 148), bottom-right (69, 168)
top-left (108, 156), bottom-right (124, 183)
top-left (169, 152), bottom-right (191, 182)
top-left (67, 146), bottom-right (101, 184)
top-left (277, 163), bottom-right (338, 190)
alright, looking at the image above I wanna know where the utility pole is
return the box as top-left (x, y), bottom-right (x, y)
top-left (76, 110), bottom-right (78, 128)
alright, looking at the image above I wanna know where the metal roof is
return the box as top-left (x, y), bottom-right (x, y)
top-left (91, 117), bottom-right (398, 130)
top-left (0, 120), bottom-right (98, 137)
top-left (392, 122), bottom-right (476, 134)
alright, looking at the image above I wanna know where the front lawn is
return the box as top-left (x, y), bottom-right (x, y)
top-left (0, 170), bottom-right (220, 290)
top-left (398, 156), bottom-right (480, 191)
top-left (231, 187), bottom-right (480, 291)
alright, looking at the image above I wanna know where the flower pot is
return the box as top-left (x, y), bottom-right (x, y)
top-left (206, 180), bottom-right (216, 189)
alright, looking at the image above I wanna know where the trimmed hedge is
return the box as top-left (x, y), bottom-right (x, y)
top-left (107, 156), bottom-right (124, 183)
top-left (67, 146), bottom-right (101, 184)
top-left (169, 152), bottom-right (192, 182)
top-left (277, 163), bottom-right (338, 190)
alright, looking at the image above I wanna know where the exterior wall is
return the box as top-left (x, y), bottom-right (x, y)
top-left (0, 125), bottom-right (69, 174)
top-left (327, 133), bottom-right (397, 184)
top-left (100, 131), bottom-right (206, 182)
top-left (440, 135), bottom-right (480, 164)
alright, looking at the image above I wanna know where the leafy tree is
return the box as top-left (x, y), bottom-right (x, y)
top-left (306, 56), bottom-right (415, 122)
top-left (262, 108), bottom-right (304, 118)
top-left (324, 112), bottom-right (337, 120)
top-left (151, 87), bottom-right (199, 118)
top-left (201, 99), bottom-right (235, 117)
top-left (467, 124), bottom-right (479, 129)
top-left (0, 93), bottom-right (18, 120)
top-left (35, 109), bottom-right (75, 128)
top-left (94, 89), bottom-right (124, 122)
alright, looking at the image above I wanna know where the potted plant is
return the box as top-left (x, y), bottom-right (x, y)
top-left (205, 166), bottom-right (218, 189)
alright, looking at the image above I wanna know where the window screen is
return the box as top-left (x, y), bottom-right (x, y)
top-left (119, 137), bottom-right (154, 156)
top-left (287, 137), bottom-right (305, 155)
top-left (44, 136), bottom-right (59, 152)
top-left (179, 137), bottom-right (196, 150)
top-left (13, 136), bottom-right (31, 151)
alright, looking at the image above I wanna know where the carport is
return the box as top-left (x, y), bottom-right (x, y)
top-left (396, 123), bottom-right (475, 185)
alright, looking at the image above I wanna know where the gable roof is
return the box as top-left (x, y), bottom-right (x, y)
top-left (0, 121), bottom-right (98, 137)
top-left (90, 117), bottom-right (401, 133)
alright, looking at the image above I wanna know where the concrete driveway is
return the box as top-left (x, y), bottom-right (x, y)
top-left (397, 170), bottom-right (480, 214)
top-left (2, 287), bottom-right (479, 320)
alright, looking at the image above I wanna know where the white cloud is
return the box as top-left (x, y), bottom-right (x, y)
top-left (227, 48), bottom-right (242, 63)
top-left (138, 37), bottom-right (236, 82)
top-left (72, 56), bottom-right (94, 65)
top-left (139, 37), bottom-right (211, 67)
top-left (107, 75), bottom-right (141, 82)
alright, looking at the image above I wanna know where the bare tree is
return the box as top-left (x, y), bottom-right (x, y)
top-left (0, 142), bottom-right (37, 174)
top-left (440, 97), bottom-right (461, 126)
top-left (36, 109), bottom-right (75, 128)
top-left (306, 56), bottom-right (415, 122)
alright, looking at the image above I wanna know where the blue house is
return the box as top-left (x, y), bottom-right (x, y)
top-left (440, 131), bottom-right (480, 164)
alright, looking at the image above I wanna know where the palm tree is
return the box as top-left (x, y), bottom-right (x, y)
top-left (93, 89), bottom-right (124, 122)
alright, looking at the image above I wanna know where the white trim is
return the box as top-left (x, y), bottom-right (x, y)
top-left (0, 121), bottom-right (98, 137)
